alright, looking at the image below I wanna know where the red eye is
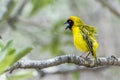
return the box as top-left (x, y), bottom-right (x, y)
top-left (67, 19), bottom-right (72, 23)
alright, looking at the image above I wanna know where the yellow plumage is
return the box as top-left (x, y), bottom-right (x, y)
top-left (65, 16), bottom-right (98, 61)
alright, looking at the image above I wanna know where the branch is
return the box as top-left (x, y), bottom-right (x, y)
top-left (5, 55), bottom-right (119, 73)
top-left (0, 0), bottom-right (14, 22)
top-left (7, 0), bottom-right (28, 29)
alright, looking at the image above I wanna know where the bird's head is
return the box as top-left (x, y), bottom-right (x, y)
top-left (64, 19), bottom-right (73, 30)
top-left (64, 16), bottom-right (84, 30)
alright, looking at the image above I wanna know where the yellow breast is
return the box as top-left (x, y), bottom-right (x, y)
top-left (71, 27), bottom-right (88, 52)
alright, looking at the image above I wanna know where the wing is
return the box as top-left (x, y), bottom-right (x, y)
top-left (80, 25), bottom-right (94, 56)
top-left (80, 24), bottom-right (97, 37)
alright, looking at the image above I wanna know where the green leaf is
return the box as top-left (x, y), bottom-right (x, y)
top-left (0, 40), bottom-right (33, 74)
top-left (0, 40), bottom-right (4, 49)
top-left (12, 47), bottom-right (33, 64)
top-left (29, 0), bottom-right (54, 16)
top-left (0, 40), bottom-right (13, 61)
top-left (0, 48), bottom-right (16, 74)
top-left (2, 40), bottom-right (13, 52)
top-left (72, 72), bottom-right (80, 80)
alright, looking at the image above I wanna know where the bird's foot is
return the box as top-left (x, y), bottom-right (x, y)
top-left (80, 55), bottom-right (90, 60)
top-left (111, 55), bottom-right (117, 60)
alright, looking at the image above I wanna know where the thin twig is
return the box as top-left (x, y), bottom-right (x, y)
top-left (7, 0), bottom-right (28, 29)
top-left (96, 0), bottom-right (120, 19)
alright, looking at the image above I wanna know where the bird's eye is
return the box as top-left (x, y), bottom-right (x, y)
top-left (68, 20), bottom-right (72, 23)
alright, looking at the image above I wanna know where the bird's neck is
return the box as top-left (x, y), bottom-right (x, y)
top-left (71, 26), bottom-right (81, 35)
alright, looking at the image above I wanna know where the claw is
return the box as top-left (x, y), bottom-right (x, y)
top-left (111, 55), bottom-right (118, 60)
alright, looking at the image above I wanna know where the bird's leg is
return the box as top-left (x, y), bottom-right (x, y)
top-left (85, 52), bottom-right (90, 59)
top-left (80, 52), bottom-right (90, 60)
top-left (80, 53), bottom-right (85, 58)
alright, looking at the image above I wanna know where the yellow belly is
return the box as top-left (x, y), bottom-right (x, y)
top-left (72, 27), bottom-right (98, 53)
top-left (73, 33), bottom-right (88, 52)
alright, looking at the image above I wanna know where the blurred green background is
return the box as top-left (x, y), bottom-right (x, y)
top-left (0, 0), bottom-right (120, 80)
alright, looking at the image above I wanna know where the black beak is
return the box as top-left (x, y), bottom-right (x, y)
top-left (64, 21), bottom-right (69, 30)
top-left (65, 26), bottom-right (69, 30)
top-left (64, 21), bottom-right (67, 24)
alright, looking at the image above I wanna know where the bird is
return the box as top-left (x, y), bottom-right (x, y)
top-left (64, 16), bottom-right (98, 62)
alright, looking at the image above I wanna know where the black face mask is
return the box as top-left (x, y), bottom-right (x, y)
top-left (64, 19), bottom-right (74, 30)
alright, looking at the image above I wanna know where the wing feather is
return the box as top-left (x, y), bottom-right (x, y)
top-left (80, 25), bottom-right (94, 56)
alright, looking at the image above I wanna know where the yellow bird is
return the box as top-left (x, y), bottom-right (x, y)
top-left (64, 16), bottom-right (98, 61)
